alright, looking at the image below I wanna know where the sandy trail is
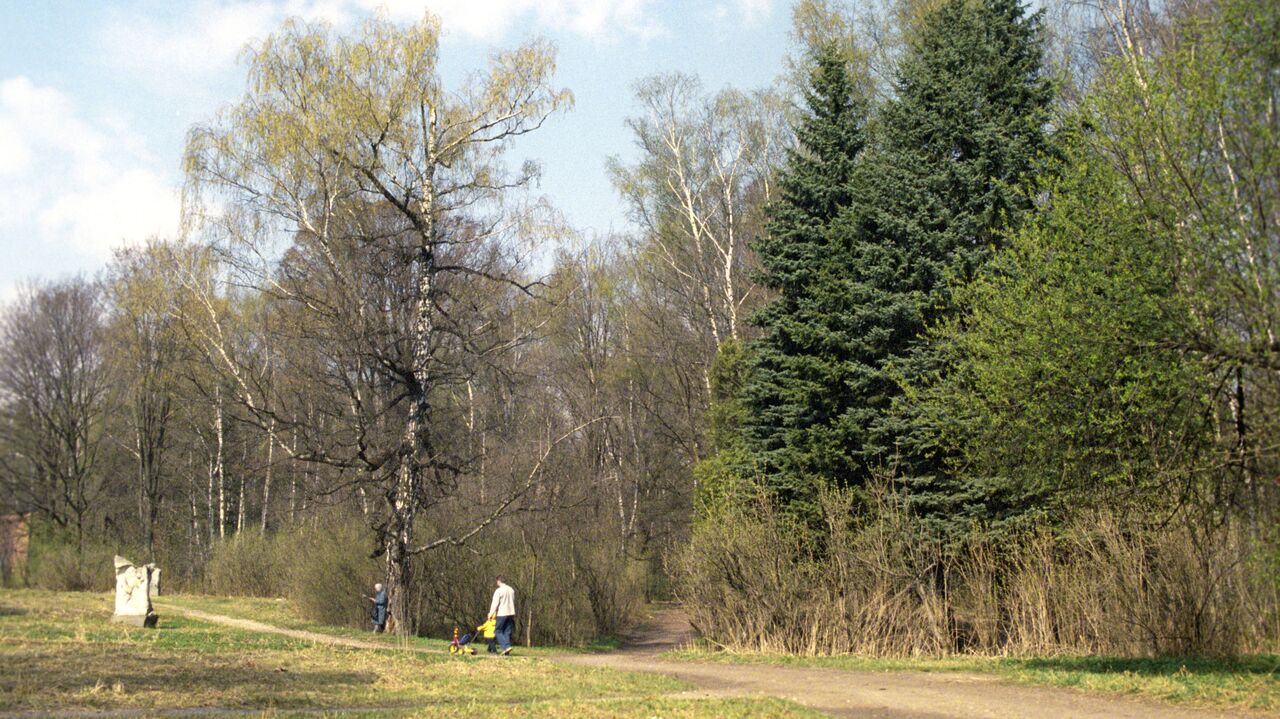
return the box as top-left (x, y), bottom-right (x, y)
top-left (558, 606), bottom-right (1260, 719)
top-left (160, 604), bottom-right (404, 652)
top-left (156, 601), bottom-right (1262, 719)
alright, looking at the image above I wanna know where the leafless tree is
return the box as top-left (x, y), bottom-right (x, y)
top-left (0, 278), bottom-right (112, 551)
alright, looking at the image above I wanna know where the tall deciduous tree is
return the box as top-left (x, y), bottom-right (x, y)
top-left (1086, 0), bottom-right (1280, 524)
top-left (105, 242), bottom-right (185, 558)
top-left (920, 138), bottom-right (1213, 530)
top-left (0, 279), bottom-right (111, 551)
top-left (184, 15), bottom-right (571, 634)
top-left (611, 75), bottom-right (788, 398)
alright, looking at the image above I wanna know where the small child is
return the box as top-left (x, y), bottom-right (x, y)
top-left (476, 617), bottom-right (497, 653)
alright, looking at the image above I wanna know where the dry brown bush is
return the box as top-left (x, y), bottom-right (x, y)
top-left (677, 487), bottom-right (952, 655)
top-left (404, 526), bottom-right (645, 645)
top-left (179, 508), bottom-right (646, 643)
top-left (204, 532), bottom-right (285, 597)
top-left (27, 539), bottom-right (118, 592)
top-left (202, 515), bottom-right (381, 627)
top-left (679, 486), bottom-right (1280, 657)
top-left (281, 518), bottom-right (381, 628)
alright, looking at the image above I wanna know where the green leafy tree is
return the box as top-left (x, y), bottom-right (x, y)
top-left (917, 138), bottom-right (1213, 532)
top-left (694, 338), bottom-right (753, 517)
top-left (1087, 0), bottom-right (1280, 523)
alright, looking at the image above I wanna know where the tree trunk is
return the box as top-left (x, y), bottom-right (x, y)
top-left (383, 156), bottom-right (437, 637)
top-left (386, 374), bottom-right (428, 636)
top-left (385, 507), bottom-right (415, 636)
top-left (206, 457), bottom-right (215, 546)
top-left (215, 387), bottom-right (225, 540)
top-left (289, 420), bottom-right (298, 524)
top-left (237, 438), bottom-right (247, 534)
top-left (136, 428), bottom-right (148, 554)
top-left (1230, 366), bottom-right (1256, 531)
top-left (261, 418), bottom-right (274, 532)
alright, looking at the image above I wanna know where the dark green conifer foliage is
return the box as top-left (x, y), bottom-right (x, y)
top-left (741, 46), bottom-right (870, 516)
top-left (838, 0), bottom-right (1053, 525)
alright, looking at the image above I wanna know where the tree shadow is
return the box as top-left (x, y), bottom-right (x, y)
top-left (0, 606), bottom-right (28, 616)
top-left (3, 648), bottom-right (384, 706)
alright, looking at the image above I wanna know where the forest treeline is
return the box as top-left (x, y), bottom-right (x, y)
top-left (2, 0), bottom-right (1277, 655)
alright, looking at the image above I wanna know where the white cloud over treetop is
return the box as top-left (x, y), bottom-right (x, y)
top-left (100, 0), bottom-right (348, 85)
top-left (388, 0), bottom-right (666, 41)
top-left (0, 76), bottom-right (179, 261)
top-left (100, 0), bottom-right (665, 89)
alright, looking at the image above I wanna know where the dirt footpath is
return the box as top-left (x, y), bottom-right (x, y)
top-left (162, 602), bottom-right (1262, 719)
top-left (555, 607), bottom-right (1260, 719)
top-left (159, 604), bottom-right (402, 652)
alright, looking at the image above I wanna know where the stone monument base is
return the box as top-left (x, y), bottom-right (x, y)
top-left (111, 612), bottom-right (159, 628)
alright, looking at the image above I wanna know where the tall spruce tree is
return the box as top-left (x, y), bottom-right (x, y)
top-left (740, 46), bottom-right (870, 516)
top-left (834, 0), bottom-right (1053, 528)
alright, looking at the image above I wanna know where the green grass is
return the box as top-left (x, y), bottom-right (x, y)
top-left (156, 593), bottom-right (585, 657)
top-left (0, 589), bottom-right (819, 717)
top-left (666, 645), bottom-right (1280, 712)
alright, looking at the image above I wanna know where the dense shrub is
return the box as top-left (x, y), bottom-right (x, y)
top-left (403, 525), bottom-right (645, 645)
top-left (200, 515), bottom-right (379, 627)
top-left (282, 518), bottom-right (381, 628)
top-left (679, 486), bottom-right (1280, 657)
top-left (678, 487), bottom-right (952, 655)
top-left (193, 511), bottom-right (643, 644)
top-left (27, 541), bottom-right (119, 592)
top-left (204, 532), bottom-right (286, 597)
top-left (24, 524), bottom-right (124, 592)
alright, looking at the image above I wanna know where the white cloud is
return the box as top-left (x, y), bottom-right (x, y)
top-left (0, 76), bottom-right (179, 260)
top-left (0, 283), bottom-right (20, 308)
top-left (713, 0), bottom-right (774, 27)
top-left (741, 0), bottom-right (775, 21)
top-left (100, 1), bottom-right (304, 83)
top-left (101, 0), bottom-right (665, 85)
top-left (0, 117), bottom-right (32, 176)
top-left (716, 0), bottom-right (773, 26)
top-left (364, 0), bottom-right (666, 42)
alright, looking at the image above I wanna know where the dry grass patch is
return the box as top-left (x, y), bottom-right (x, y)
top-left (4, 589), bottom-right (773, 716)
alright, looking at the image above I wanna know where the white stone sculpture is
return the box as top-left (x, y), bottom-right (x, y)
top-left (112, 555), bottom-right (159, 627)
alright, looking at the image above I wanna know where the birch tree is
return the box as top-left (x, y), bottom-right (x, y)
top-left (611, 75), bottom-right (788, 391)
top-left (183, 14), bottom-right (571, 634)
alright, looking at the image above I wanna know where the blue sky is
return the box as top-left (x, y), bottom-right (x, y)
top-left (0, 0), bottom-right (792, 300)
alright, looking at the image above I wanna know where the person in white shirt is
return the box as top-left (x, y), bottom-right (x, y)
top-left (487, 575), bottom-right (516, 655)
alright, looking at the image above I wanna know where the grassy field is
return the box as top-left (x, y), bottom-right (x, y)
top-left (154, 593), bottom-right (620, 656)
top-left (666, 645), bottom-right (1280, 713)
top-left (0, 589), bottom-right (819, 717)
top-left (7, 588), bottom-right (1274, 716)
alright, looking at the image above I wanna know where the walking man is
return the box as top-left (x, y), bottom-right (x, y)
top-left (488, 575), bottom-right (516, 655)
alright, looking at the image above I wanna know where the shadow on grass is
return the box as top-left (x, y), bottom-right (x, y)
top-left (1010, 654), bottom-right (1280, 678)
top-left (0, 606), bottom-right (29, 617)
top-left (0, 645), bottom-right (381, 708)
